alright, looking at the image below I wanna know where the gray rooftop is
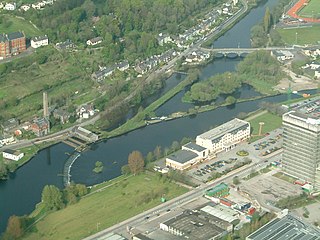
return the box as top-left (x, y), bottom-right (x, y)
top-left (167, 150), bottom-right (198, 164)
top-left (31, 35), bottom-right (48, 41)
top-left (7, 31), bottom-right (25, 40)
top-left (0, 33), bottom-right (8, 42)
top-left (183, 142), bottom-right (207, 152)
top-left (286, 97), bottom-right (320, 122)
top-left (247, 213), bottom-right (320, 240)
top-left (162, 210), bottom-right (225, 240)
top-left (197, 118), bottom-right (249, 142)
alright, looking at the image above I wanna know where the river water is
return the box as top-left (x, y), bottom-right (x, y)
top-left (0, 0), bottom-right (289, 233)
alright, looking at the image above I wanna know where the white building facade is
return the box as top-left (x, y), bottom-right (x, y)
top-left (196, 118), bottom-right (250, 154)
top-left (31, 35), bottom-right (49, 48)
top-left (3, 149), bottom-right (24, 161)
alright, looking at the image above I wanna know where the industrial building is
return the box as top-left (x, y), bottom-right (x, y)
top-left (73, 126), bottom-right (99, 142)
top-left (160, 210), bottom-right (229, 240)
top-left (247, 212), bottom-right (320, 240)
top-left (282, 98), bottom-right (320, 190)
top-left (205, 183), bottom-right (230, 198)
top-left (196, 118), bottom-right (250, 155)
top-left (2, 149), bottom-right (24, 161)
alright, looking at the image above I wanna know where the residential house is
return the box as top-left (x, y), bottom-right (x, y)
top-left (4, 2), bottom-right (16, 10)
top-left (31, 35), bottom-right (49, 48)
top-left (2, 149), bottom-right (24, 161)
top-left (77, 104), bottom-right (95, 119)
top-left (0, 135), bottom-right (15, 146)
top-left (30, 117), bottom-right (50, 136)
top-left (0, 3), bottom-right (4, 9)
top-left (53, 109), bottom-right (71, 124)
top-left (56, 39), bottom-right (75, 51)
top-left (31, 1), bottom-right (46, 9)
top-left (0, 31), bottom-right (26, 58)
top-left (271, 50), bottom-right (294, 61)
top-left (310, 62), bottom-right (320, 70)
top-left (91, 66), bottom-right (115, 82)
top-left (86, 37), bottom-right (103, 46)
top-left (116, 61), bottom-right (129, 71)
top-left (1, 118), bottom-right (19, 133)
top-left (157, 33), bottom-right (172, 46)
top-left (20, 5), bottom-right (30, 11)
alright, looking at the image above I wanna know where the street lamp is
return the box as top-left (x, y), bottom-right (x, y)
top-left (295, 32), bottom-right (298, 45)
top-left (96, 222), bottom-right (100, 231)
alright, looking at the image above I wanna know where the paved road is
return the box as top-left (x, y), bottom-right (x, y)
top-left (84, 149), bottom-right (281, 240)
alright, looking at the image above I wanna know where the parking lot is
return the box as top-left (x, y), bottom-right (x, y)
top-left (240, 170), bottom-right (302, 208)
top-left (187, 128), bottom-right (283, 182)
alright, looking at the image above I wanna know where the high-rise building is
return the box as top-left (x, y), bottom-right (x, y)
top-left (282, 99), bottom-right (320, 190)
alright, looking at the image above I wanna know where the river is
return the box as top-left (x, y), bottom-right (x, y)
top-left (0, 0), bottom-right (290, 233)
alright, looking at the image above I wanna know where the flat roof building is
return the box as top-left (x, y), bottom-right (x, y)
top-left (160, 210), bottom-right (228, 240)
top-left (166, 149), bottom-right (199, 170)
top-left (247, 213), bottom-right (320, 240)
top-left (282, 97), bottom-right (320, 190)
top-left (196, 118), bottom-right (250, 155)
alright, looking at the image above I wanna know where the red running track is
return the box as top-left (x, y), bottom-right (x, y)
top-left (287, 0), bottom-right (320, 23)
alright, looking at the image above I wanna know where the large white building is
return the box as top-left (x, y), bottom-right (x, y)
top-left (3, 149), bottom-right (24, 161)
top-left (196, 118), bottom-right (250, 155)
top-left (31, 35), bottom-right (49, 48)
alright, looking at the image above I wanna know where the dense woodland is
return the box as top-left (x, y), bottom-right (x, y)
top-left (20, 0), bottom-right (224, 62)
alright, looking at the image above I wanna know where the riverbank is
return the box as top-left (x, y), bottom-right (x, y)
top-left (23, 172), bottom-right (188, 240)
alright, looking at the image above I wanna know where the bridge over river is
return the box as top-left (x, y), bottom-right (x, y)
top-left (200, 46), bottom-right (296, 58)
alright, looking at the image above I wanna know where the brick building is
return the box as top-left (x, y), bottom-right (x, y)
top-left (0, 31), bottom-right (26, 59)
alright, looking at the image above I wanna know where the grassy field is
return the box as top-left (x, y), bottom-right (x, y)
top-left (0, 15), bottom-right (42, 37)
top-left (277, 25), bottom-right (320, 45)
top-left (24, 173), bottom-right (188, 240)
top-left (248, 111), bottom-right (282, 138)
top-left (298, 0), bottom-right (320, 18)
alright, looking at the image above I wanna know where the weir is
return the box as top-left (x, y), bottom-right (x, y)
top-left (63, 152), bottom-right (81, 186)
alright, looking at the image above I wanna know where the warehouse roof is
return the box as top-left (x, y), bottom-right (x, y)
top-left (247, 213), bottom-right (320, 240)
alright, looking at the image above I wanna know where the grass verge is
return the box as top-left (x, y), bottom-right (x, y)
top-left (24, 173), bottom-right (188, 240)
top-left (277, 25), bottom-right (320, 45)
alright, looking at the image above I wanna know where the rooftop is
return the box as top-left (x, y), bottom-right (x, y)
top-left (31, 35), bottom-right (48, 41)
top-left (247, 213), bottom-right (320, 240)
top-left (167, 149), bottom-right (198, 164)
top-left (200, 205), bottom-right (238, 223)
top-left (3, 149), bottom-right (21, 156)
top-left (95, 232), bottom-right (127, 240)
top-left (197, 118), bottom-right (249, 142)
top-left (183, 142), bottom-right (207, 152)
top-left (206, 183), bottom-right (229, 195)
top-left (162, 210), bottom-right (225, 240)
top-left (285, 97), bottom-right (320, 123)
top-left (7, 31), bottom-right (25, 41)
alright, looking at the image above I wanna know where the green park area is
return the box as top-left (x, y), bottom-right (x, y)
top-left (277, 25), bottom-right (320, 45)
top-left (247, 111), bottom-right (282, 142)
top-left (0, 15), bottom-right (42, 37)
top-left (298, 0), bottom-right (320, 19)
top-left (24, 173), bottom-right (188, 240)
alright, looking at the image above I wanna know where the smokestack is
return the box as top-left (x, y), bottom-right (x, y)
top-left (43, 91), bottom-right (49, 118)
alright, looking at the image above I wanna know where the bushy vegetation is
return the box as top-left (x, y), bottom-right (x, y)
top-left (184, 50), bottom-right (284, 103)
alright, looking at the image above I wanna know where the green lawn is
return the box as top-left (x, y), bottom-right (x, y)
top-left (298, 0), bottom-right (320, 19)
top-left (24, 173), bottom-right (188, 240)
top-left (247, 111), bottom-right (282, 141)
top-left (0, 14), bottom-right (42, 37)
top-left (277, 25), bottom-right (320, 45)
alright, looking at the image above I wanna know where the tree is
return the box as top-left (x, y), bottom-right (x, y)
top-left (75, 184), bottom-right (88, 197)
top-left (233, 176), bottom-right (240, 185)
top-left (263, 7), bottom-right (271, 33)
top-left (128, 151), bottom-right (144, 175)
top-left (145, 152), bottom-right (154, 163)
top-left (41, 185), bottom-right (64, 210)
top-left (225, 96), bottom-right (236, 105)
top-left (121, 164), bottom-right (131, 175)
top-left (4, 215), bottom-right (24, 239)
top-left (153, 145), bottom-right (162, 160)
